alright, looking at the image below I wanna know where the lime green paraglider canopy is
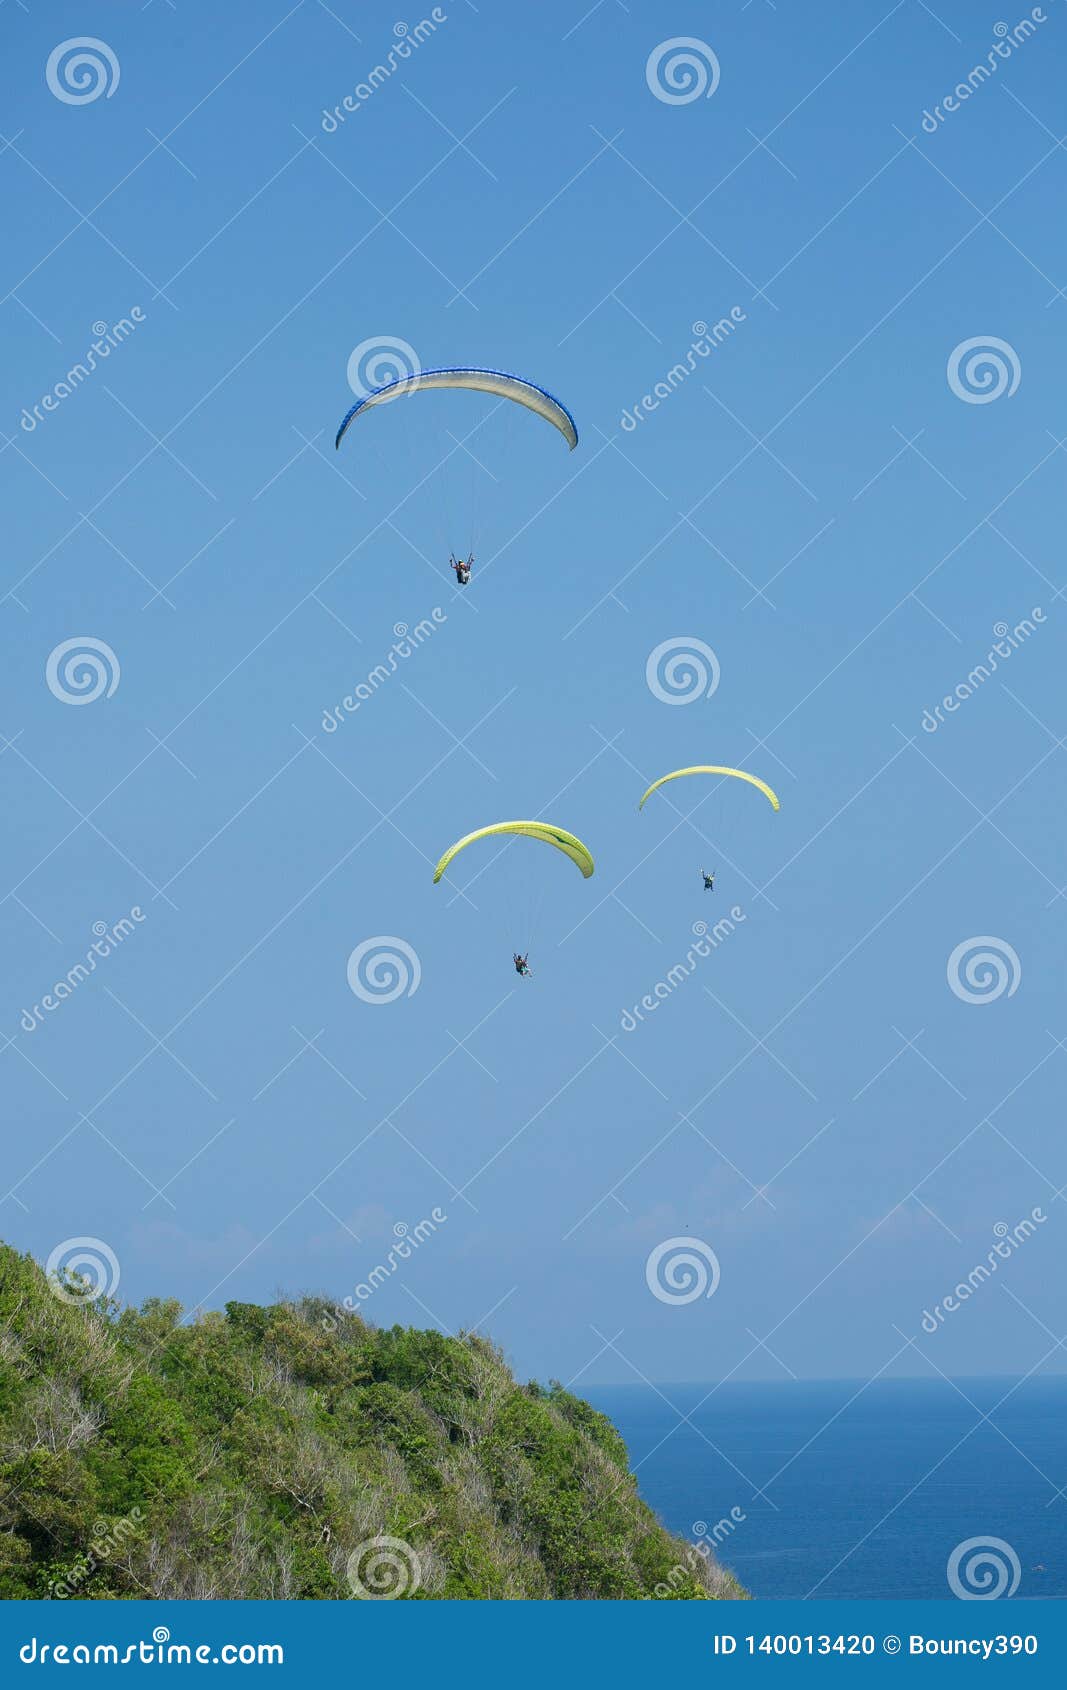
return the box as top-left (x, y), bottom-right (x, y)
top-left (433, 821), bottom-right (595, 883)
top-left (639, 767), bottom-right (781, 812)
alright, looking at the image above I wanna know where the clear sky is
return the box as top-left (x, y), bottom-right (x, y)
top-left (1, 0), bottom-right (1064, 1387)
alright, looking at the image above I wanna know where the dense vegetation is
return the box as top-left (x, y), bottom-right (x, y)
top-left (0, 1244), bottom-right (743, 1600)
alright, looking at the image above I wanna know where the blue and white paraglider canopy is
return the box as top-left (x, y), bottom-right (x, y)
top-left (336, 366), bottom-right (578, 451)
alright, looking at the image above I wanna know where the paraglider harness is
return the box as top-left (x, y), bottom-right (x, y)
top-left (513, 952), bottom-right (531, 977)
top-left (450, 553), bottom-right (473, 586)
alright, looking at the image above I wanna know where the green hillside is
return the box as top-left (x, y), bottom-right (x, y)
top-left (0, 1244), bottom-right (745, 1601)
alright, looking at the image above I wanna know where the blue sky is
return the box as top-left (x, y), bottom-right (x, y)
top-left (1, 0), bottom-right (1065, 1387)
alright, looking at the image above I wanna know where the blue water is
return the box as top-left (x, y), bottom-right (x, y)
top-left (586, 1378), bottom-right (1067, 1601)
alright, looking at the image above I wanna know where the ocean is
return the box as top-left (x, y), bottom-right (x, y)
top-left (585, 1377), bottom-right (1067, 1600)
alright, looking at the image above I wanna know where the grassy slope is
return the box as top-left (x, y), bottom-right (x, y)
top-left (0, 1244), bottom-right (745, 1601)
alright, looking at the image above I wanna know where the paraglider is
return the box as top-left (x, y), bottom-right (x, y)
top-left (639, 767), bottom-right (781, 812)
top-left (336, 367), bottom-right (579, 452)
top-left (433, 823), bottom-right (592, 983)
top-left (335, 364), bottom-right (577, 584)
top-left (639, 769), bottom-right (777, 897)
top-left (432, 821), bottom-right (595, 884)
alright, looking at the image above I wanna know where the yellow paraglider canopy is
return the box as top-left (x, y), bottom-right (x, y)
top-left (639, 767), bottom-right (780, 812)
top-left (433, 821), bottom-right (595, 883)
